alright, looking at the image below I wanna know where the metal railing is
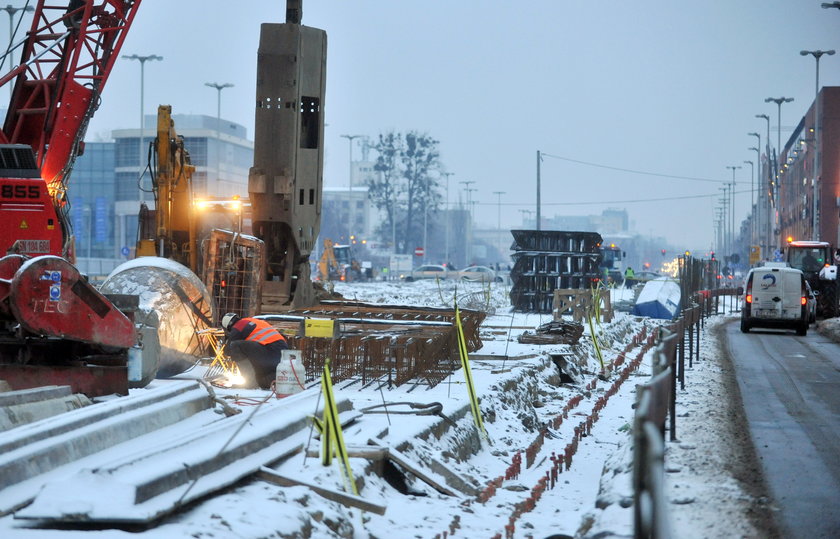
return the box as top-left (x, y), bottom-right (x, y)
top-left (632, 274), bottom-right (733, 538)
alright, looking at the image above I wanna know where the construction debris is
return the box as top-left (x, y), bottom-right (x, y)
top-left (517, 320), bottom-right (585, 345)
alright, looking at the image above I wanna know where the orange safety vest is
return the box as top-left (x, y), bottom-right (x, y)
top-left (240, 318), bottom-right (286, 346)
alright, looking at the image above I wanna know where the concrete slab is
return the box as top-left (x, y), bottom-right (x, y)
top-left (0, 381), bottom-right (212, 515)
top-left (0, 385), bottom-right (72, 406)
top-left (16, 391), bottom-right (352, 524)
top-left (0, 393), bottom-right (90, 432)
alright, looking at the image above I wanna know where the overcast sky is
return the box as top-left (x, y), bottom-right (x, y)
top-left (70, 1), bottom-right (840, 251)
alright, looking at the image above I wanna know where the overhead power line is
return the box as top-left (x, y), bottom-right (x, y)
top-left (472, 187), bottom-right (754, 206)
top-left (539, 152), bottom-right (726, 183)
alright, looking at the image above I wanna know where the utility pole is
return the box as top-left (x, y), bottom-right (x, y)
top-left (726, 166), bottom-right (741, 258)
top-left (459, 180), bottom-right (475, 266)
top-left (493, 191), bottom-right (506, 260)
top-left (536, 150), bottom-right (542, 231)
top-left (340, 134), bottom-right (363, 244)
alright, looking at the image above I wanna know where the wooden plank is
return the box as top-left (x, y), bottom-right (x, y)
top-left (256, 467), bottom-right (387, 515)
top-left (386, 447), bottom-right (459, 496)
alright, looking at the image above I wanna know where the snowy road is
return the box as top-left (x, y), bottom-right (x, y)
top-left (726, 322), bottom-right (840, 539)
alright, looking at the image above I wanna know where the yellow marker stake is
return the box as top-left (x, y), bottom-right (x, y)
top-left (320, 358), bottom-right (358, 495)
top-left (455, 303), bottom-right (486, 438)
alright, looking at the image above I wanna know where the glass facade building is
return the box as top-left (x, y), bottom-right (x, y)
top-left (69, 114), bottom-right (253, 272)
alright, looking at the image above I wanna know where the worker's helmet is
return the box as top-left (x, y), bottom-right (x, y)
top-left (221, 313), bottom-right (239, 331)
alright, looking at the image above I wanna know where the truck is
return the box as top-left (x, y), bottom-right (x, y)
top-left (785, 240), bottom-right (840, 318)
top-left (598, 243), bottom-right (625, 285)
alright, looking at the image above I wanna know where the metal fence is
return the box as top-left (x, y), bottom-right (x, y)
top-left (632, 274), bottom-right (736, 538)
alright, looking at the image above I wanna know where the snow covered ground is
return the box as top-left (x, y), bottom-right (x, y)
top-left (2, 278), bottom-right (811, 538)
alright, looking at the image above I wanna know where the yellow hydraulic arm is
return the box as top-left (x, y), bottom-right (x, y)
top-left (136, 105), bottom-right (197, 270)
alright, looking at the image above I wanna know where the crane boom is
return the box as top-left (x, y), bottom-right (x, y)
top-left (0, 0), bottom-right (141, 259)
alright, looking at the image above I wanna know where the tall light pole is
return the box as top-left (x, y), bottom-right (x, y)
top-left (205, 82), bottom-right (233, 189)
top-left (801, 49), bottom-right (835, 240)
top-left (441, 171), bottom-right (454, 264)
top-left (748, 132), bottom-right (760, 251)
top-left (340, 134), bottom-right (363, 244)
top-left (755, 114), bottom-right (771, 256)
top-left (1, 4), bottom-right (32, 100)
top-left (743, 160), bottom-right (754, 248)
top-left (123, 54), bottom-right (163, 202)
top-left (765, 98), bottom-right (793, 251)
top-left (493, 191), bottom-right (506, 260)
top-left (765, 97), bottom-right (794, 173)
top-left (749, 146), bottom-right (761, 253)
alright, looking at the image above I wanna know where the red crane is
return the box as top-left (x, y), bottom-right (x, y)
top-left (0, 1), bottom-right (145, 397)
top-left (0, 0), bottom-right (141, 260)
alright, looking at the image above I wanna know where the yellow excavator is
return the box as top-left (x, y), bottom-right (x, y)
top-left (317, 238), bottom-right (365, 282)
top-left (134, 105), bottom-right (264, 317)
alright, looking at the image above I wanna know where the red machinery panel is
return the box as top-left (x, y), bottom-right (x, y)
top-left (9, 256), bottom-right (135, 348)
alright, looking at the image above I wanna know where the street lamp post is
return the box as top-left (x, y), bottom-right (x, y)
top-left (748, 131), bottom-right (761, 251)
top-left (205, 82), bottom-right (234, 189)
top-left (755, 114), bottom-right (771, 255)
top-left (493, 191), bottom-right (506, 260)
top-left (122, 54), bottom-right (163, 203)
top-left (340, 134), bottom-right (363, 245)
top-left (441, 171), bottom-right (453, 264)
top-left (764, 98), bottom-right (794, 251)
top-left (748, 146), bottom-right (761, 250)
top-left (1, 3), bottom-right (33, 100)
top-left (743, 160), bottom-right (754, 247)
top-left (800, 50), bottom-right (835, 240)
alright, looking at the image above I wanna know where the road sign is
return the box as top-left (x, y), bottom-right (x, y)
top-left (414, 247), bottom-right (424, 257)
top-left (121, 246), bottom-right (130, 256)
top-left (749, 245), bottom-right (761, 264)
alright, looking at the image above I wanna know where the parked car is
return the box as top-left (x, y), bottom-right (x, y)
top-left (404, 264), bottom-right (452, 282)
top-left (741, 263), bottom-right (809, 335)
top-left (634, 271), bottom-right (663, 282)
top-left (459, 265), bottom-right (503, 283)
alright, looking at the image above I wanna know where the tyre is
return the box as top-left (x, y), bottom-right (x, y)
top-left (796, 324), bottom-right (807, 337)
top-left (404, 276), bottom-right (414, 282)
top-left (740, 317), bottom-right (750, 333)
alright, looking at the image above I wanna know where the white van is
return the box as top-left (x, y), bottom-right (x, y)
top-left (741, 263), bottom-right (809, 336)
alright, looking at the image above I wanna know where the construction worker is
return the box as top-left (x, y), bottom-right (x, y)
top-left (624, 266), bottom-right (635, 288)
top-left (221, 313), bottom-right (288, 389)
